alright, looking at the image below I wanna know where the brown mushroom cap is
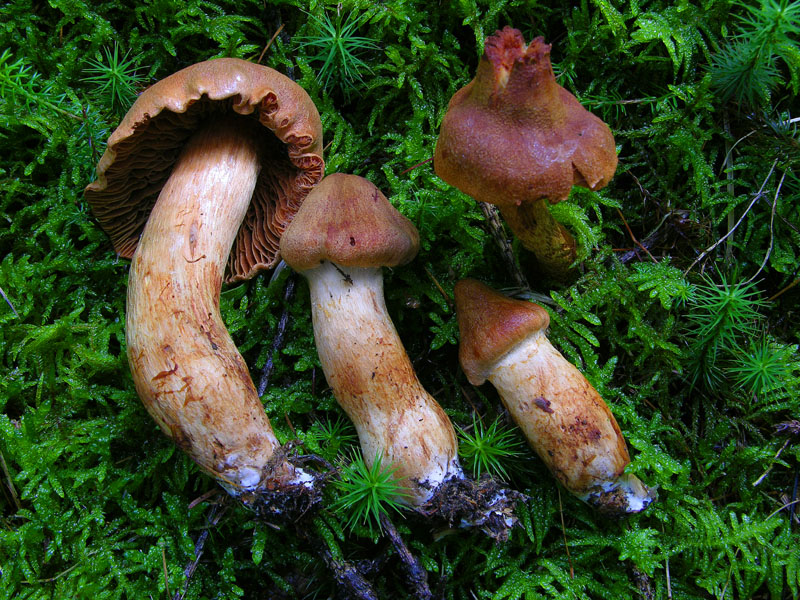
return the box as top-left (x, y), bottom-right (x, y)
top-left (279, 173), bottom-right (419, 271)
top-left (84, 57), bottom-right (324, 282)
top-left (434, 27), bottom-right (617, 207)
top-left (455, 278), bottom-right (550, 385)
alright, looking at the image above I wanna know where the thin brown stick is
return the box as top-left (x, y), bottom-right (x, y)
top-left (187, 488), bottom-right (220, 511)
top-left (423, 266), bottom-right (452, 308)
top-left (478, 202), bottom-right (531, 291)
top-left (744, 170), bottom-right (785, 285)
top-left (616, 208), bottom-right (657, 263)
top-left (768, 278), bottom-right (800, 301)
top-left (752, 438), bottom-right (791, 487)
top-left (0, 451), bottom-right (20, 511)
top-left (162, 546), bottom-right (171, 600)
top-left (0, 285), bottom-right (18, 319)
top-left (172, 504), bottom-right (223, 600)
top-left (258, 272), bottom-right (296, 396)
top-left (400, 156), bottom-right (434, 176)
top-left (257, 23), bottom-right (285, 63)
top-left (557, 487), bottom-right (574, 580)
top-left (379, 513), bottom-right (432, 600)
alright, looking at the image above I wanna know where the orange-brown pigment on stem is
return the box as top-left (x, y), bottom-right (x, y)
top-left (126, 116), bottom-right (291, 491)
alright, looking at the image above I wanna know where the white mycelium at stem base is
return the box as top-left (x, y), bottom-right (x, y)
top-left (306, 262), bottom-right (461, 504)
top-left (455, 279), bottom-right (655, 515)
top-left (126, 117), bottom-right (298, 494)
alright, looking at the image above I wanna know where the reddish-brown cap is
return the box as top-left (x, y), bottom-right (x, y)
top-left (434, 27), bottom-right (617, 207)
top-left (84, 57), bottom-right (324, 282)
top-left (279, 173), bottom-right (419, 271)
top-left (454, 279), bottom-right (550, 385)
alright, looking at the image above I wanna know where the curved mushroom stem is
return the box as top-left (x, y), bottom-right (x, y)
top-left (487, 329), bottom-right (656, 515)
top-left (499, 198), bottom-right (577, 280)
top-left (304, 261), bottom-right (461, 505)
top-left (126, 116), bottom-right (307, 497)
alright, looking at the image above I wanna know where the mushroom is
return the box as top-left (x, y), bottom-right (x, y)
top-left (454, 279), bottom-right (655, 515)
top-left (84, 58), bottom-right (324, 504)
top-left (434, 27), bottom-right (618, 279)
top-left (278, 173), bottom-right (461, 505)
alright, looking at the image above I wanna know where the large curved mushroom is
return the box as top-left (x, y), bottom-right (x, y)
top-left (434, 27), bottom-right (617, 279)
top-left (85, 58), bottom-right (324, 507)
top-left (454, 279), bottom-right (655, 515)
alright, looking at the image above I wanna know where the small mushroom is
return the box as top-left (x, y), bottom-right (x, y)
top-left (435, 27), bottom-right (617, 279)
top-left (454, 279), bottom-right (655, 515)
top-left (85, 58), bottom-right (324, 502)
top-left (279, 173), bottom-right (461, 505)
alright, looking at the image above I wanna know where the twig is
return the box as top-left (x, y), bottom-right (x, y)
top-left (768, 277), bottom-right (800, 302)
top-left (187, 488), bottom-right (221, 510)
top-left (423, 266), bottom-right (452, 308)
top-left (684, 160), bottom-right (777, 275)
top-left (743, 170), bottom-right (784, 285)
top-left (400, 156), bottom-right (434, 176)
top-left (665, 551), bottom-right (672, 600)
top-left (791, 466), bottom-right (799, 531)
top-left (661, 524), bottom-right (673, 600)
top-left (763, 497), bottom-right (800, 522)
top-left (0, 450), bottom-right (20, 510)
top-left (301, 519), bottom-right (378, 600)
top-left (616, 208), bottom-right (657, 263)
top-left (631, 564), bottom-right (654, 600)
top-left (172, 504), bottom-right (222, 600)
top-left (752, 438), bottom-right (791, 487)
top-left (557, 487), bottom-right (574, 580)
top-left (257, 272), bottom-right (296, 396)
top-left (478, 202), bottom-right (531, 291)
top-left (380, 513), bottom-right (432, 600)
top-left (162, 546), bottom-right (171, 600)
top-left (0, 285), bottom-right (19, 319)
top-left (257, 23), bottom-right (285, 64)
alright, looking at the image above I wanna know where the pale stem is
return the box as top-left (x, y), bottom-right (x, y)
top-left (304, 261), bottom-right (461, 505)
top-left (488, 332), bottom-right (655, 513)
top-left (126, 116), bottom-right (287, 493)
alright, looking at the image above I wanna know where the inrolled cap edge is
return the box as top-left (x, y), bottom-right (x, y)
top-left (280, 173), bottom-right (419, 272)
top-left (454, 279), bottom-right (550, 385)
top-left (84, 57), bottom-right (324, 283)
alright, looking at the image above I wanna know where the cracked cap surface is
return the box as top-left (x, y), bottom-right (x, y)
top-left (434, 27), bottom-right (617, 208)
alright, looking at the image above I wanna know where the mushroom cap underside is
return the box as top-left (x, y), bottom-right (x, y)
top-left (85, 57), bottom-right (324, 282)
top-left (434, 27), bottom-right (617, 207)
top-left (279, 173), bottom-right (419, 271)
top-left (454, 278), bottom-right (550, 385)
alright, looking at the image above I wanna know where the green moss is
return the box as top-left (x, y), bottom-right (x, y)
top-left (1, 0), bottom-right (799, 598)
